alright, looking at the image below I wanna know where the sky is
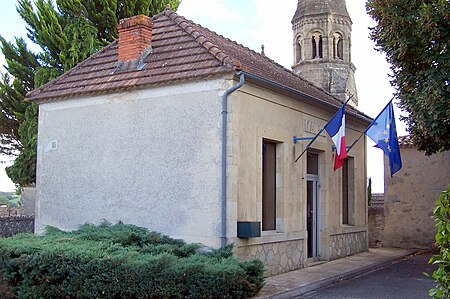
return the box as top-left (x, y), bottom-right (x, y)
top-left (0, 0), bottom-right (408, 193)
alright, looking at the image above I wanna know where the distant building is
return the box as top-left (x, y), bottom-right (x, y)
top-left (383, 136), bottom-right (450, 249)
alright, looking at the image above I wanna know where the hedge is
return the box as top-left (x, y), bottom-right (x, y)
top-left (0, 222), bottom-right (264, 298)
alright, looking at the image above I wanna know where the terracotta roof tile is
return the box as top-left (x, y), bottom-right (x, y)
top-left (26, 8), bottom-right (370, 121)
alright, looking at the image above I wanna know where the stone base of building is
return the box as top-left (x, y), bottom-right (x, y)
top-left (238, 239), bottom-right (305, 276)
top-left (330, 231), bottom-right (367, 260)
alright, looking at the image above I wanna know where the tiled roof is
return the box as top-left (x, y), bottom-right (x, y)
top-left (398, 135), bottom-right (414, 148)
top-left (26, 7), bottom-right (368, 120)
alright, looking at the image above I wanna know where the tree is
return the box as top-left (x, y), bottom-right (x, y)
top-left (0, 0), bottom-right (180, 186)
top-left (0, 37), bottom-right (39, 156)
top-left (366, 0), bottom-right (450, 155)
top-left (428, 185), bottom-right (450, 299)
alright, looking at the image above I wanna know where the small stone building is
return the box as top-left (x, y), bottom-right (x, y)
top-left (27, 5), bottom-right (371, 275)
top-left (383, 136), bottom-right (450, 249)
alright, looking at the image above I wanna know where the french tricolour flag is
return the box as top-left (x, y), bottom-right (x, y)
top-left (324, 104), bottom-right (348, 171)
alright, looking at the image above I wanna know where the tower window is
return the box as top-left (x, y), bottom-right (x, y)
top-left (312, 36), bottom-right (317, 59)
top-left (337, 39), bottom-right (343, 59)
top-left (295, 37), bottom-right (302, 63)
top-left (318, 35), bottom-right (323, 58)
top-left (333, 33), bottom-right (344, 60)
top-left (312, 33), bottom-right (323, 59)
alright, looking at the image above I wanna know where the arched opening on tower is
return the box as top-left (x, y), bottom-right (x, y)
top-left (312, 33), bottom-right (323, 59)
top-left (295, 37), bottom-right (302, 63)
top-left (333, 33), bottom-right (344, 60)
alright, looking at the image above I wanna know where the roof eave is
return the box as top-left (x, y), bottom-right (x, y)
top-left (237, 71), bottom-right (372, 124)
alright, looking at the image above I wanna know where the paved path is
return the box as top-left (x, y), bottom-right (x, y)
top-left (256, 248), bottom-right (421, 298)
top-left (301, 253), bottom-right (436, 299)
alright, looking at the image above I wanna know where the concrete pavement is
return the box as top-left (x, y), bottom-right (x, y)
top-left (255, 247), bottom-right (417, 299)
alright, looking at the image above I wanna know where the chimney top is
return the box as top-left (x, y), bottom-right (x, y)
top-left (118, 14), bottom-right (153, 63)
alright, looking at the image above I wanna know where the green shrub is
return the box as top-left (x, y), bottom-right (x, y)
top-left (0, 222), bottom-right (264, 298)
top-left (429, 185), bottom-right (450, 299)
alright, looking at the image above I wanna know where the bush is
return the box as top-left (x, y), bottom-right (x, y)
top-left (0, 222), bottom-right (264, 298)
top-left (429, 185), bottom-right (450, 299)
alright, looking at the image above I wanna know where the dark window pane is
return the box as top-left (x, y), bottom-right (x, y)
top-left (342, 159), bottom-right (349, 224)
top-left (307, 152), bottom-right (319, 175)
top-left (262, 140), bottom-right (276, 231)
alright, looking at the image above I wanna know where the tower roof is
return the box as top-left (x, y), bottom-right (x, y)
top-left (293, 0), bottom-right (350, 21)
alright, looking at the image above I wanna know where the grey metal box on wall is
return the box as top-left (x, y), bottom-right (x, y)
top-left (237, 222), bottom-right (261, 238)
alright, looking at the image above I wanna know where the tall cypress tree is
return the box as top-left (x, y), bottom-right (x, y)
top-left (1, 0), bottom-right (180, 186)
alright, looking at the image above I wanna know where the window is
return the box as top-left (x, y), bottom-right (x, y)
top-left (337, 38), bottom-right (343, 59)
top-left (262, 140), bottom-right (276, 231)
top-left (307, 152), bottom-right (319, 175)
top-left (333, 33), bottom-right (344, 60)
top-left (295, 37), bottom-right (302, 63)
top-left (318, 35), bottom-right (323, 58)
top-left (342, 157), bottom-right (355, 225)
top-left (311, 33), bottom-right (323, 59)
top-left (312, 36), bottom-right (317, 59)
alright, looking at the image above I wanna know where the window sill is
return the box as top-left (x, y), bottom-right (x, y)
top-left (235, 231), bottom-right (307, 246)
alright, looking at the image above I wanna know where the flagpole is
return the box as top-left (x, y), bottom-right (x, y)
top-left (294, 95), bottom-right (354, 163)
top-left (347, 97), bottom-right (395, 155)
top-left (295, 128), bottom-right (324, 163)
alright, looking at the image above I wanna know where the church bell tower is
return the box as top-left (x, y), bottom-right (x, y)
top-left (292, 0), bottom-right (358, 107)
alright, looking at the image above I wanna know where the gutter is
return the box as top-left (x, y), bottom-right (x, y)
top-left (221, 71), bottom-right (245, 248)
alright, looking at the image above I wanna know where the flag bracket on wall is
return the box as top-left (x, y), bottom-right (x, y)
top-left (332, 145), bottom-right (352, 151)
top-left (293, 136), bottom-right (315, 144)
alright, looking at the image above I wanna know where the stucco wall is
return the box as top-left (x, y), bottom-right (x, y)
top-left (36, 79), bottom-right (225, 247)
top-left (384, 149), bottom-right (450, 249)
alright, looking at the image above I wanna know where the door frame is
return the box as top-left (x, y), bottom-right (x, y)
top-left (307, 175), bottom-right (320, 259)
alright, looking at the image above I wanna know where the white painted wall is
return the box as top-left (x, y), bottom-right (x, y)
top-left (36, 79), bottom-right (225, 247)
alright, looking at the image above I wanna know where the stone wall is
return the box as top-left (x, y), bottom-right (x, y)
top-left (21, 187), bottom-right (36, 217)
top-left (384, 149), bottom-right (449, 249)
top-left (371, 193), bottom-right (384, 207)
top-left (0, 208), bottom-right (21, 217)
top-left (330, 231), bottom-right (367, 260)
top-left (368, 206), bottom-right (384, 248)
top-left (0, 216), bottom-right (34, 237)
top-left (238, 239), bottom-right (305, 276)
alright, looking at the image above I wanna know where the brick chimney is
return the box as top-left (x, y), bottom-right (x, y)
top-left (118, 14), bottom-right (153, 62)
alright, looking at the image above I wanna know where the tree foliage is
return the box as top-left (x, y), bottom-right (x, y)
top-left (0, 37), bottom-right (39, 156)
top-left (0, 0), bottom-right (180, 186)
top-left (366, 0), bottom-right (450, 155)
top-left (429, 185), bottom-right (450, 299)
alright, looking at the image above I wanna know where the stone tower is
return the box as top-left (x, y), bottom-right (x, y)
top-left (292, 0), bottom-right (358, 107)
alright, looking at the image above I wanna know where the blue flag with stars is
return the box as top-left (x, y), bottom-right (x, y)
top-left (365, 101), bottom-right (402, 176)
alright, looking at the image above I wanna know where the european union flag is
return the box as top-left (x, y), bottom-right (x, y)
top-left (365, 101), bottom-right (402, 176)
